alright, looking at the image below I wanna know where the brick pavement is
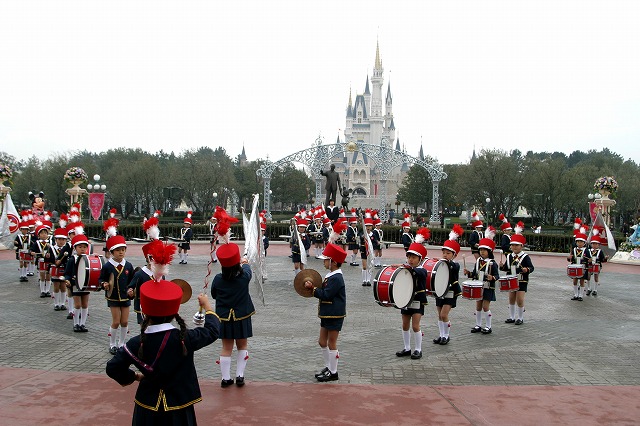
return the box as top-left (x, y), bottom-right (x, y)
top-left (1, 242), bottom-right (640, 424)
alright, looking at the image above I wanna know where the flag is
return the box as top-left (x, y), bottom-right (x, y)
top-left (0, 194), bottom-right (20, 250)
top-left (587, 211), bottom-right (617, 255)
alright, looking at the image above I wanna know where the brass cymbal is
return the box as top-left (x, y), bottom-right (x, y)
top-left (171, 279), bottom-right (193, 304)
top-left (293, 269), bottom-right (322, 298)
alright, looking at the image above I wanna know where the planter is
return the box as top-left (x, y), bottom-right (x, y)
top-left (598, 189), bottom-right (611, 199)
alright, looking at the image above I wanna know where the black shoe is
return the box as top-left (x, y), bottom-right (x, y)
top-left (505, 318), bottom-right (515, 323)
top-left (481, 327), bottom-right (492, 334)
top-left (362, 282), bottom-right (368, 286)
top-left (577, 297), bottom-right (583, 301)
top-left (40, 292), bottom-right (46, 298)
top-left (212, 259), bottom-right (218, 263)
top-left (314, 367), bottom-right (329, 379)
top-left (571, 296), bottom-right (579, 300)
top-left (221, 379), bottom-right (234, 388)
top-left (316, 370), bottom-right (339, 382)
top-left (54, 306), bottom-right (60, 311)
top-left (67, 312), bottom-right (74, 319)
top-left (433, 337), bottom-right (442, 344)
top-left (109, 346), bottom-right (117, 355)
top-left (27, 272), bottom-right (34, 276)
top-left (440, 337), bottom-right (450, 345)
top-left (375, 264), bottom-right (382, 268)
top-left (396, 349), bottom-right (411, 357)
top-left (592, 291), bottom-right (597, 296)
top-left (366, 281), bottom-right (371, 286)
top-left (235, 376), bottom-right (245, 387)
top-left (410, 350), bottom-right (422, 359)
top-left (515, 319), bottom-right (523, 325)
top-left (46, 292), bottom-right (51, 297)
top-left (73, 325), bottom-right (81, 332)
top-left (60, 305), bottom-right (67, 311)
top-left (80, 325), bottom-right (88, 332)
top-left (471, 326), bottom-right (481, 333)
top-left (586, 290), bottom-right (592, 296)
top-left (350, 262), bottom-right (359, 266)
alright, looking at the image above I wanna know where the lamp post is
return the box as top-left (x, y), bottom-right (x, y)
top-left (86, 174), bottom-right (107, 221)
top-left (485, 197), bottom-right (491, 225)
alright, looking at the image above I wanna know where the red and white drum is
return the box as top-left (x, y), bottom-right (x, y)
top-left (422, 257), bottom-right (450, 298)
top-left (461, 280), bottom-right (483, 300)
top-left (75, 254), bottom-right (104, 291)
top-left (566, 264), bottom-right (585, 278)
top-left (588, 264), bottom-right (601, 274)
top-left (19, 250), bottom-right (33, 261)
top-left (49, 265), bottom-right (65, 281)
top-left (38, 259), bottom-right (49, 272)
top-left (499, 275), bottom-right (519, 292)
top-left (373, 265), bottom-right (414, 309)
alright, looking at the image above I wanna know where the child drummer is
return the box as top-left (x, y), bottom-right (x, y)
top-left (464, 230), bottom-right (499, 334)
top-left (394, 241), bottom-right (428, 359)
top-left (178, 212), bottom-right (193, 264)
top-left (30, 224), bottom-right (52, 298)
top-left (499, 226), bottom-right (534, 325)
top-left (567, 230), bottom-right (590, 301)
top-left (63, 234), bottom-right (92, 332)
top-left (50, 228), bottom-right (70, 311)
top-left (14, 221), bottom-right (32, 282)
top-left (586, 235), bottom-right (607, 296)
top-left (434, 225), bottom-right (464, 345)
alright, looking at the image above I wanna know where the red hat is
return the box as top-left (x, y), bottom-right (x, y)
top-left (19, 221), bottom-right (29, 229)
top-left (217, 243), bottom-right (241, 267)
top-left (35, 225), bottom-right (49, 236)
top-left (260, 223), bottom-right (267, 231)
top-left (42, 220), bottom-right (53, 229)
top-left (407, 242), bottom-right (427, 259)
top-left (478, 238), bottom-right (496, 251)
top-left (318, 243), bottom-right (347, 264)
top-left (103, 218), bottom-right (119, 238)
top-left (443, 224), bottom-right (464, 254)
top-left (142, 242), bottom-right (153, 258)
top-left (349, 208), bottom-right (358, 224)
top-left (590, 236), bottom-right (602, 244)
top-left (322, 216), bottom-right (331, 225)
top-left (183, 211), bottom-right (193, 225)
top-left (140, 280), bottom-right (182, 317)
top-left (147, 240), bottom-right (177, 281)
top-left (500, 222), bottom-right (512, 231)
top-left (510, 234), bottom-right (526, 245)
top-left (401, 213), bottom-right (411, 228)
top-left (575, 232), bottom-right (587, 242)
top-left (143, 213), bottom-right (161, 240)
top-left (106, 235), bottom-right (127, 251)
top-left (71, 234), bottom-right (89, 247)
top-left (472, 212), bottom-right (483, 228)
top-left (414, 227), bottom-right (431, 244)
top-left (295, 218), bottom-right (308, 228)
top-left (53, 228), bottom-right (68, 239)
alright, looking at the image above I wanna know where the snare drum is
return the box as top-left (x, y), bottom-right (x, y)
top-left (373, 265), bottom-right (414, 309)
top-left (49, 265), bottom-right (65, 281)
top-left (499, 275), bottom-right (519, 292)
top-left (38, 259), bottom-right (49, 272)
top-left (19, 251), bottom-right (33, 261)
top-left (75, 254), bottom-right (104, 292)
top-left (422, 257), bottom-right (450, 298)
top-left (461, 280), bottom-right (484, 300)
top-left (566, 264), bottom-right (585, 278)
top-left (588, 263), bottom-right (601, 274)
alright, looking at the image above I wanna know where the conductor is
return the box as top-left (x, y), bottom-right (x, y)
top-left (320, 164), bottom-right (341, 207)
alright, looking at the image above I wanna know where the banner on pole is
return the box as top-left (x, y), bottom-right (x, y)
top-left (0, 194), bottom-right (20, 250)
top-left (88, 193), bottom-right (105, 221)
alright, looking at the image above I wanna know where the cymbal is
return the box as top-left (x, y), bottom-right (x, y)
top-left (171, 278), bottom-right (192, 304)
top-left (293, 269), bottom-right (322, 298)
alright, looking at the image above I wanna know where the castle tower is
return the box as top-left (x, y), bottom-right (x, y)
top-left (369, 41), bottom-right (384, 146)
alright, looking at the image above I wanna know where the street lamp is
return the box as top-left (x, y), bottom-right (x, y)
top-left (86, 174), bottom-right (107, 221)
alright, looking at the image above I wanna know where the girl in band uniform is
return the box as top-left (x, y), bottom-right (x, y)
top-left (49, 228), bottom-right (70, 311)
top-left (400, 214), bottom-right (413, 252)
top-left (14, 222), bottom-right (32, 282)
top-left (64, 234), bottom-right (92, 332)
top-left (464, 232), bottom-right (499, 334)
top-left (468, 212), bottom-right (484, 260)
top-left (30, 225), bottom-right (52, 298)
top-left (373, 215), bottom-right (384, 267)
top-left (346, 210), bottom-right (360, 266)
top-left (291, 218), bottom-right (311, 276)
top-left (178, 212), bottom-right (193, 264)
top-left (500, 228), bottom-right (534, 325)
top-left (434, 225), bottom-right (464, 345)
top-left (567, 231), bottom-right (590, 301)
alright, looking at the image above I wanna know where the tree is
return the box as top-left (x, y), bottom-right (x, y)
top-left (396, 164), bottom-right (431, 214)
top-left (270, 163), bottom-right (314, 211)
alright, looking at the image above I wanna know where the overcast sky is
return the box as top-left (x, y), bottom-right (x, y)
top-left (1, 0), bottom-right (640, 167)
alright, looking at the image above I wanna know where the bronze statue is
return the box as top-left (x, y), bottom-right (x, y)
top-left (320, 164), bottom-right (341, 207)
top-left (340, 185), bottom-right (352, 209)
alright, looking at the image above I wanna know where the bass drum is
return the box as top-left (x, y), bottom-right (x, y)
top-left (75, 254), bottom-right (104, 291)
top-left (421, 257), bottom-right (450, 298)
top-left (373, 265), bottom-right (414, 309)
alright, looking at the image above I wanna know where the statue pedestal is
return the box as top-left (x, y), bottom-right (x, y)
top-left (66, 182), bottom-right (87, 205)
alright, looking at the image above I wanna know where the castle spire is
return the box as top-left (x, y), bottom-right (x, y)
top-left (375, 39), bottom-right (382, 69)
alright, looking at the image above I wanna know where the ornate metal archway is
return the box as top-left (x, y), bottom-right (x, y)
top-left (256, 138), bottom-right (447, 223)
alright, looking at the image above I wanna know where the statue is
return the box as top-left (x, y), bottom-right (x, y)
top-left (320, 164), bottom-right (341, 207)
top-left (340, 185), bottom-right (352, 209)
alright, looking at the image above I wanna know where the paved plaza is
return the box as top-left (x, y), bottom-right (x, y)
top-left (1, 241), bottom-right (639, 424)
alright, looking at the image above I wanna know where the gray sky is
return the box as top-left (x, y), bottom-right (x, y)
top-left (1, 0), bottom-right (640, 166)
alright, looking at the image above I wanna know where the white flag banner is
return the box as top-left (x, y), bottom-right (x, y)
top-left (587, 211), bottom-right (617, 256)
top-left (0, 194), bottom-right (20, 250)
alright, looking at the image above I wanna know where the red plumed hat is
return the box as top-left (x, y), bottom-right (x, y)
top-left (319, 243), bottom-right (347, 264)
top-left (443, 224), bottom-right (464, 254)
top-left (214, 206), bottom-right (238, 244)
top-left (217, 243), bottom-right (241, 267)
top-left (472, 211), bottom-right (483, 228)
top-left (414, 227), bottom-right (431, 244)
top-left (183, 211), bottom-right (193, 225)
top-left (407, 242), bottom-right (427, 259)
top-left (147, 239), bottom-right (177, 281)
top-left (140, 280), bottom-right (182, 317)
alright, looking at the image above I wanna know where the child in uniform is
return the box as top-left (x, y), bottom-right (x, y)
top-left (106, 282), bottom-right (220, 425)
top-left (49, 228), bottom-right (70, 311)
top-left (434, 225), bottom-right (463, 345)
top-left (586, 235), bottom-right (607, 296)
top-left (394, 242), bottom-right (428, 359)
top-left (64, 234), bottom-right (92, 332)
top-left (359, 214), bottom-right (375, 286)
top-left (464, 230), bottom-right (499, 334)
top-left (400, 215), bottom-right (413, 252)
top-left (101, 234), bottom-right (135, 354)
top-left (567, 230), bottom-right (590, 301)
top-left (304, 242), bottom-right (347, 382)
top-left (468, 212), bottom-right (484, 260)
top-left (346, 209), bottom-right (360, 266)
top-left (14, 221), bottom-right (32, 282)
top-left (178, 212), bottom-right (193, 264)
top-left (309, 214), bottom-right (325, 259)
top-left (373, 213), bottom-right (383, 267)
top-left (30, 224), bottom-right (52, 298)
top-left (500, 226), bottom-right (534, 325)
top-left (499, 214), bottom-right (513, 255)
top-left (211, 243), bottom-right (255, 387)
top-left (291, 218), bottom-right (311, 276)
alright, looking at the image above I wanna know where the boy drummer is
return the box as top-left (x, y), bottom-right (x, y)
top-left (500, 232), bottom-right (534, 324)
top-left (586, 236), bottom-right (607, 296)
top-left (434, 224), bottom-right (464, 345)
top-left (567, 231), bottom-right (591, 301)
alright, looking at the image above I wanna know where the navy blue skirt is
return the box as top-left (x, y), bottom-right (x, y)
top-left (482, 288), bottom-right (496, 302)
top-left (320, 318), bottom-right (344, 331)
top-left (132, 403), bottom-right (196, 426)
top-left (220, 317), bottom-right (253, 339)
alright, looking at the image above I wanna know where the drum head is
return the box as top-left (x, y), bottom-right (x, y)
top-left (432, 260), bottom-right (450, 297)
top-left (75, 255), bottom-right (88, 290)
top-left (390, 267), bottom-right (414, 309)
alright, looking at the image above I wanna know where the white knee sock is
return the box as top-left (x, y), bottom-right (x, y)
top-left (294, 268), bottom-right (300, 277)
top-left (235, 350), bottom-right (249, 378)
top-left (109, 327), bottom-right (117, 347)
top-left (509, 304), bottom-right (516, 320)
top-left (328, 350), bottom-right (339, 374)
top-left (475, 310), bottom-right (482, 327)
top-left (39, 280), bottom-right (45, 293)
top-left (485, 310), bottom-right (492, 329)
top-left (321, 347), bottom-right (330, 368)
top-left (361, 270), bottom-right (367, 283)
top-left (73, 308), bottom-right (81, 326)
top-left (437, 320), bottom-right (444, 337)
top-left (219, 356), bottom-right (231, 380)
top-left (119, 326), bottom-right (128, 347)
top-left (517, 306), bottom-right (524, 321)
top-left (80, 308), bottom-right (88, 326)
top-left (578, 286), bottom-right (583, 297)
top-left (60, 292), bottom-right (66, 307)
top-left (445, 321), bottom-right (451, 338)
top-left (402, 330), bottom-right (411, 350)
top-left (184, 253), bottom-right (188, 262)
top-left (366, 270), bottom-right (371, 282)
top-left (45, 281), bottom-right (51, 293)
top-left (413, 330), bottom-right (422, 352)
top-left (573, 285), bottom-right (579, 297)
